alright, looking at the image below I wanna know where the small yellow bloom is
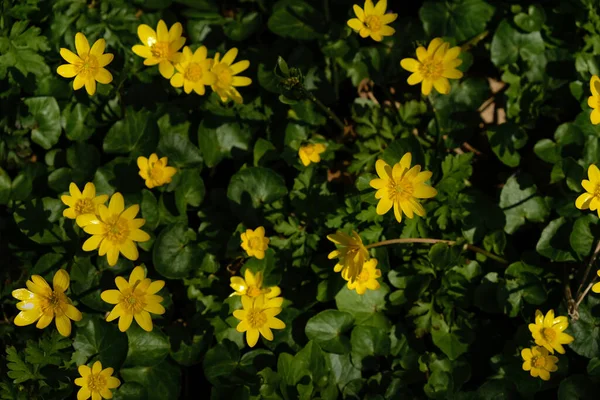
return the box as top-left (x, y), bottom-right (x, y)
top-left (521, 346), bottom-right (558, 381)
top-left (132, 20), bottom-right (185, 79)
top-left (210, 47), bottom-right (252, 104)
top-left (576, 164), bottom-right (600, 216)
top-left (12, 270), bottom-right (82, 337)
top-left (346, 259), bottom-right (381, 295)
top-left (347, 0), bottom-right (397, 42)
top-left (136, 154), bottom-right (177, 189)
top-left (61, 182), bottom-right (108, 227)
top-left (369, 153), bottom-right (437, 223)
top-left (170, 46), bottom-right (216, 95)
top-left (230, 269), bottom-right (281, 298)
top-left (592, 270), bottom-right (600, 293)
top-left (80, 193), bottom-right (150, 266)
top-left (528, 309), bottom-right (574, 354)
top-left (101, 266), bottom-right (165, 332)
top-left (327, 230), bottom-right (369, 282)
top-left (241, 227), bottom-right (270, 260)
top-left (588, 75), bottom-right (600, 125)
top-left (233, 294), bottom-right (285, 347)
top-left (57, 32), bottom-right (114, 95)
top-left (298, 143), bottom-right (326, 167)
top-left (400, 38), bottom-right (463, 95)
top-left (75, 360), bottom-right (121, 400)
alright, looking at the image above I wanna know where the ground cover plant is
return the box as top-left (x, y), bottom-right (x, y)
top-left (3, 0), bottom-right (600, 398)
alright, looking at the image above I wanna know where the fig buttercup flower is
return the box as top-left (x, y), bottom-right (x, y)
top-left (521, 346), bottom-right (558, 381)
top-left (233, 294), bottom-right (285, 347)
top-left (369, 153), bottom-right (437, 223)
top-left (170, 46), bottom-right (216, 95)
top-left (61, 182), bottom-right (108, 227)
top-left (230, 269), bottom-right (281, 298)
top-left (576, 164), bottom-right (600, 216)
top-left (346, 259), bottom-right (381, 295)
top-left (592, 270), bottom-right (600, 293)
top-left (57, 32), bottom-right (114, 95)
top-left (347, 0), bottom-right (397, 42)
top-left (588, 75), bottom-right (600, 125)
top-left (241, 227), bottom-right (270, 260)
top-left (327, 230), bottom-right (370, 282)
top-left (210, 47), bottom-right (252, 104)
top-left (137, 154), bottom-right (177, 189)
top-left (299, 144), bottom-right (326, 167)
top-left (80, 192), bottom-right (150, 266)
top-left (12, 270), bottom-right (82, 337)
top-left (75, 360), bottom-right (121, 400)
top-left (101, 266), bottom-right (165, 332)
top-left (400, 38), bottom-right (463, 95)
top-left (132, 20), bottom-right (185, 79)
top-left (528, 309), bottom-right (574, 354)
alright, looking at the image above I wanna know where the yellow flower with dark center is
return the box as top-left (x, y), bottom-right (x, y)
top-left (241, 227), bottom-right (270, 260)
top-left (369, 153), bottom-right (437, 223)
top-left (57, 32), bottom-right (114, 95)
top-left (347, 0), bottom-right (397, 42)
top-left (132, 20), bottom-right (185, 79)
top-left (528, 309), bottom-right (574, 354)
top-left (346, 259), bottom-right (381, 295)
top-left (327, 230), bottom-right (369, 282)
top-left (576, 164), bottom-right (600, 216)
top-left (589, 75), bottom-right (600, 125)
top-left (299, 144), bottom-right (326, 167)
top-left (400, 38), bottom-right (463, 95)
top-left (233, 294), bottom-right (285, 347)
top-left (61, 182), bottom-right (108, 227)
top-left (75, 360), bottom-right (121, 400)
top-left (210, 47), bottom-right (252, 104)
top-left (170, 46), bottom-right (216, 95)
top-left (101, 266), bottom-right (165, 332)
top-left (521, 346), bottom-right (558, 381)
top-left (230, 269), bottom-right (281, 298)
top-left (12, 269), bottom-right (82, 337)
top-left (80, 193), bottom-right (150, 266)
top-left (136, 153), bottom-right (177, 189)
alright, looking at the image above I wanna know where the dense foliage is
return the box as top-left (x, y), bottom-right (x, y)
top-left (2, 0), bottom-right (600, 398)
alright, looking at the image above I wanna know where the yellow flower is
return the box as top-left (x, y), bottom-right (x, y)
top-left (75, 360), bottom-right (121, 400)
top-left (589, 75), bottom-right (600, 125)
top-left (576, 164), bottom-right (600, 216)
top-left (298, 144), bottom-right (326, 167)
top-left (347, 0), bottom-right (397, 42)
top-left (100, 266), bottom-right (165, 332)
top-left (369, 153), bottom-right (437, 223)
top-left (80, 193), bottom-right (150, 266)
top-left (170, 46), bottom-right (216, 95)
top-left (521, 346), bottom-right (558, 381)
top-left (241, 227), bottom-right (270, 260)
top-left (230, 269), bottom-right (281, 298)
top-left (132, 20), bottom-right (185, 79)
top-left (528, 309), bottom-right (574, 354)
top-left (210, 47), bottom-right (252, 104)
top-left (327, 230), bottom-right (369, 282)
top-left (61, 182), bottom-right (108, 227)
top-left (136, 153), bottom-right (177, 189)
top-left (12, 270), bottom-right (82, 337)
top-left (57, 32), bottom-right (114, 95)
top-left (346, 259), bottom-right (381, 295)
top-left (592, 270), bottom-right (600, 293)
top-left (233, 294), bottom-right (285, 347)
top-left (400, 38), bottom-right (463, 95)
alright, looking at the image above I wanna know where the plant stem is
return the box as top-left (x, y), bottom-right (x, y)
top-left (575, 280), bottom-right (595, 309)
top-left (576, 239), bottom-right (600, 298)
top-left (365, 238), bottom-right (508, 264)
top-left (303, 89), bottom-right (345, 131)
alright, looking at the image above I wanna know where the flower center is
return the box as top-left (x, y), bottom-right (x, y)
top-left (150, 42), bottom-right (170, 59)
top-left (122, 288), bottom-right (145, 313)
top-left (303, 146), bottom-right (314, 155)
top-left (419, 58), bottom-right (444, 80)
top-left (540, 327), bottom-right (556, 342)
top-left (74, 198), bottom-right (95, 215)
top-left (214, 64), bottom-right (233, 88)
top-left (249, 237), bottom-right (263, 250)
top-left (77, 55), bottom-right (99, 78)
top-left (87, 374), bottom-right (107, 392)
top-left (388, 176), bottom-right (414, 200)
top-left (247, 308), bottom-right (267, 329)
top-left (148, 163), bottom-right (164, 182)
top-left (42, 290), bottom-right (67, 314)
top-left (531, 356), bottom-right (546, 369)
top-left (105, 215), bottom-right (130, 244)
top-left (364, 15), bottom-right (382, 32)
top-left (247, 286), bottom-right (263, 297)
top-left (184, 63), bottom-right (203, 82)
top-left (358, 269), bottom-right (370, 282)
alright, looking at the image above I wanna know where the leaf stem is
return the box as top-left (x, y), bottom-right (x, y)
top-left (302, 88), bottom-right (345, 131)
top-left (576, 239), bottom-right (600, 298)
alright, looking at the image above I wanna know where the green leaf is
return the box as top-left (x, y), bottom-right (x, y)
top-left (24, 97), bottom-right (61, 150)
top-left (6, 346), bottom-right (39, 384)
top-left (268, 0), bottom-right (325, 40)
top-left (175, 169), bottom-right (205, 214)
top-left (570, 295), bottom-right (600, 358)
top-left (513, 5), bottom-right (545, 32)
top-left (104, 108), bottom-right (159, 156)
top-left (570, 215), bottom-right (598, 259)
top-left (153, 223), bottom-right (201, 279)
top-left (536, 217), bottom-right (577, 262)
top-left (125, 325), bottom-right (170, 367)
top-left (491, 20), bottom-right (545, 67)
top-left (224, 11), bottom-right (261, 41)
top-left (113, 383), bottom-right (148, 400)
top-left (499, 174), bottom-right (549, 234)
top-left (558, 375), bottom-right (596, 400)
top-left (156, 115), bottom-right (202, 167)
top-left (202, 340), bottom-right (240, 386)
top-left (305, 310), bottom-right (354, 354)
top-left (227, 167), bottom-right (288, 208)
top-left (292, 341), bottom-right (328, 384)
top-left (350, 325), bottom-right (391, 368)
top-left (335, 284), bottom-right (388, 324)
top-left (419, 0), bottom-right (495, 42)
top-left (197, 118), bottom-right (251, 167)
top-left (430, 314), bottom-right (470, 360)
top-left (534, 139), bottom-right (560, 164)
top-left (0, 21), bottom-right (50, 78)
top-left (486, 123), bottom-right (527, 167)
top-left (72, 316), bottom-right (128, 368)
top-left (254, 138), bottom-right (277, 166)
top-left (63, 103), bottom-right (96, 142)
top-left (0, 167), bottom-right (12, 204)
top-left (120, 360), bottom-right (181, 400)
top-left (14, 197), bottom-right (69, 244)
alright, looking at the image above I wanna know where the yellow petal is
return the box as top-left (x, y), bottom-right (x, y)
top-left (156, 20), bottom-right (169, 42)
top-left (138, 24), bottom-right (157, 47)
top-left (129, 267), bottom-right (146, 286)
top-left (75, 33), bottom-right (90, 57)
top-left (168, 22), bottom-right (183, 41)
top-left (53, 269), bottom-right (70, 291)
top-left (576, 193), bottom-right (593, 210)
top-left (66, 305), bottom-right (82, 321)
top-left (400, 58), bottom-right (420, 73)
top-left (108, 192), bottom-right (124, 214)
top-left (55, 314), bottom-right (72, 336)
top-left (159, 60), bottom-right (175, 79)
top-left (130, 229), bottom-right (150, 242)
top-left (84, 79), bottom-right (96, 95)
top-left (221, 48), bottom-right (238, 66)
top-left (232, 76), bottom-right (252, 87)
top-left (246, 328), bottom-right (260, 347)
top-left (82, 235), bottom-right (103, 251)
top-left (134, 311), bottom-right (153, 332)
top-left (90, 39), bottom-right (106, 56)
top-left (347, 18), bottom-right (363, 31)
top-left (143, 301), bottom-right (165, 315)
top-left (118, 312), bottom-right (133, 332)
top-left (60, 48), bottom-right (81, 64)
top-left (374, 0), bottom-right (387, 14)
top-left (132, 44), bottom-right (152, 59)
top-left (433, 77), bottom-right (451, 94)
top-left (414, 185), bottom-right (437, 198)
top-left (407, 72), bottom-right (423, 85)
top-left (14, 310), bottom-right (41, 326)
top-left (77, 387), bottom-right (91, 400)
top-left (12, 289), bottom-right (34, 301)
top-left (592, 75), bottom-right (600, 97)
top-left (95, 68), bottom-right (112, 84)
top-left (101, 290), bottom-right (122, 304)
top-left (107, 246), bottom-right (120, 267)
top-left (376, 197), bottom-right (393, 215)
top-left (57, 64), bottom-right (78, 78)
top-left (73, 74), bottom-right (85, 90)
top-left (364, 0), bottom-right (375, 14)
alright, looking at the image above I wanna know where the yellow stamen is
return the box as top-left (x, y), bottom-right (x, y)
top-left (247, 308), bottom-right (267, 328)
